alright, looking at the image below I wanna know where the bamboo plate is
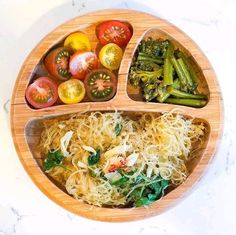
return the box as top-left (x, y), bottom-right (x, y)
top-left (10, 9), bottom-right (223, 222)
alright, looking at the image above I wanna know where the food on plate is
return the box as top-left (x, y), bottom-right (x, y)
top-left (64, 32), bottom-right (91, 52)
top-left (25, 77), bottom-right (58, 109)
top-left (69, 51), bottom-right (99, 79)
top-left (44, 47), bottom-right (71, 81)
top-left (58, 79), bottom-right (85, 104)
top-left (128, 38), bottom-right (207, 107)
top-left (84, 69), bottom-right (117, 101)
top-left (99, 43), bottom-right (123, 70)
top-left (39, 111), bottom-right (206, 207)
top-left (96, 20), bottom-right (132, 47)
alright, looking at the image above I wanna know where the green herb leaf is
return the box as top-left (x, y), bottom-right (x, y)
top-left (111, 176), bottom-right (129, 186)
top-left (147, 193), bottom-right (157, 201)
top-left (131, 175), bottom-right (169, 207)
top-left (114, 122), bottom-right (123, 136)
top-left (88, 149), bottom-right (100, 166)
top-left (134, 197), bottom-right (155, 207)
top-left (43, 150), bottom-right (64, 171)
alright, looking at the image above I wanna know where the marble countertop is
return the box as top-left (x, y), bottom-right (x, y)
top-left (0, 0), bottom-right (236, 234)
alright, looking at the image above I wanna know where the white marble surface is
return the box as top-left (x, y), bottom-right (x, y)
top-left (0, 0), bottom-right (236, 234)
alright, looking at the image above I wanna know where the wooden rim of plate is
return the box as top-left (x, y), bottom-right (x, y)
top-left (10, 9), bottom-right (223, 222)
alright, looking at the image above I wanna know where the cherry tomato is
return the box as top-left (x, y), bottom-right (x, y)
top-left (64, 32), bottom-right (91, 52)
top-left (44, 47), bottom-right (71, 81)
top-left (69, 51), bottom-right (99, 80)
top-left (25, 77), bottom-right (58, 109)
top-left (99, 43), bottom-right (123, 70)
top-left (97, 20), bottom-right (132, 47)
top-left (84, 69), bottom-right (117, 102)
top-left (58, 79), bottom-right (85, 104)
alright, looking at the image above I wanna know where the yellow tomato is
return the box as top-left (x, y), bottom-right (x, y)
top-left (99, 43), bottom-right (123, 70)
top-left (58, 79), bottom-right (85, 104)
top-left (64, 32), bottom-right (91, 51)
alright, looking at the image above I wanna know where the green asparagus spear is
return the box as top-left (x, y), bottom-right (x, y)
top-left (177, 51), bottom-right (198, 85)
top-left (177, 58), bottom-right (194, 89)
top-left (165, 98), bottom-right (207, 107)
top-left (170, 57), bottom-right (187, 89)
top-left (163, 58), bottom-right (174, 85)
top-left (157, 79), bottom-right (179, 103)
top-left (137, 53), bottom-right (163, 64)
top-left (167, 86), bottom-right (206, 99)
top-left (163, 43), bottom-right (174, 85)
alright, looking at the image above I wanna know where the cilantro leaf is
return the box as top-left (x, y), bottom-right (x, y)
top-left (88, 149), bottom-right (101, 166)
top-left (43, 150), bottom-right (64, 171)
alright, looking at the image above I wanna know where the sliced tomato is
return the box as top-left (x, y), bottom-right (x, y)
top-left (64, 32), bottom-right (91, 52)
top-left (25, 77), bottom-right (58, 109)
top-left (97, 20), bottom-right (132, 47)
top-left (44, 47), bottom-right (71, 81)
top-left (58, 79), bottom-right (85, 104)
top-left (69, 51), bottom-right (99, 80)
top-left (99, 43), bottom-right (123, 70)
top-left (84, 69), bottom-right (117, 102)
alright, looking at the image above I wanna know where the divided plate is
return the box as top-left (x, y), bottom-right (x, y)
top-left (10, 9), bottom-right (223, 221)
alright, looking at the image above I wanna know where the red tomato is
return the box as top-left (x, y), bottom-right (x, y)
top-left (44, 47), bottom-right (71, 81)
top-left (97, 20), bottom-right (132, 47)
top-left (25, 77), bottom-right (58, 109)
top-left (69, 51), bottom-right (99, 80)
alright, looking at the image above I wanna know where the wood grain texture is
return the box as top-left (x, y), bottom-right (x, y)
top-left (10, 9), bottom-right (223, 222)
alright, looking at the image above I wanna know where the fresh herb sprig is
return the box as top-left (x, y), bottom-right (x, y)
top-left (43, 150), bottom-right (65, 171)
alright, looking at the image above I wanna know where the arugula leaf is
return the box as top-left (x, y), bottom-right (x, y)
top-left (114, 122), bottom-right (123, 136)
top-left (111, 176), bottom-right (129, 186)
top-left (131, 175), bottom-right (169, 207)
top-left (43, 150), bottom-right (64, 171)
top-left (88, 149), bottom-right (100, 166)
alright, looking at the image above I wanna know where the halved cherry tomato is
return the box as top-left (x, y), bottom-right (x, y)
top-left (44, 47), bottom-right (71, 81)
top-left (69, 51), bottom-right (99, 80)
top-left (99, 43), bottom-right (123, 70)
top-left (58, 79), bottom-right (85, 104)
top-left (97, 20), bottom-right (132, 47)
top-left (25, 77), bottom-right (58, 109)
top-left (84, 69), bottom-right (117, 102)
top-left (64, 32), bottom-right (91, 52)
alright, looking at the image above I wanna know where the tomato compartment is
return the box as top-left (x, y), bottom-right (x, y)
top-left (25, 20), bottom-right (134, 109)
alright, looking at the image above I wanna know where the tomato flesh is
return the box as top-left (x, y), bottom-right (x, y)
top-left (99, 43), bottom-right (123, 70)
top-left (58, 79), bottom-right (85, 104)
top-left (69, 51), bottom-right (99, 80)
top-left (84, 69), bottom-right (117, 101)
top-left (97, 20), bottom-right (132, 47)
top-left (44, 47), bottom-right (71, 81)
top-left (25, 77), bottom-right (58, 109)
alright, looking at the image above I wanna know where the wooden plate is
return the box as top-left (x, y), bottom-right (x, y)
top-left (10, 9), bottom-right (223, 221)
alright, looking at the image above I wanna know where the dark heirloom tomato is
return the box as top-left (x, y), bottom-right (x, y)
top-left (25, 77), bottom-right (58, 109)
top-left (69, 51), bottom-right (99, 80)
top-left (96, 20), bottom-right (132, 47)
top-left (44, 47), bottom-right (71, 81)
top-left (84, 69), bottom-right (117, 102)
